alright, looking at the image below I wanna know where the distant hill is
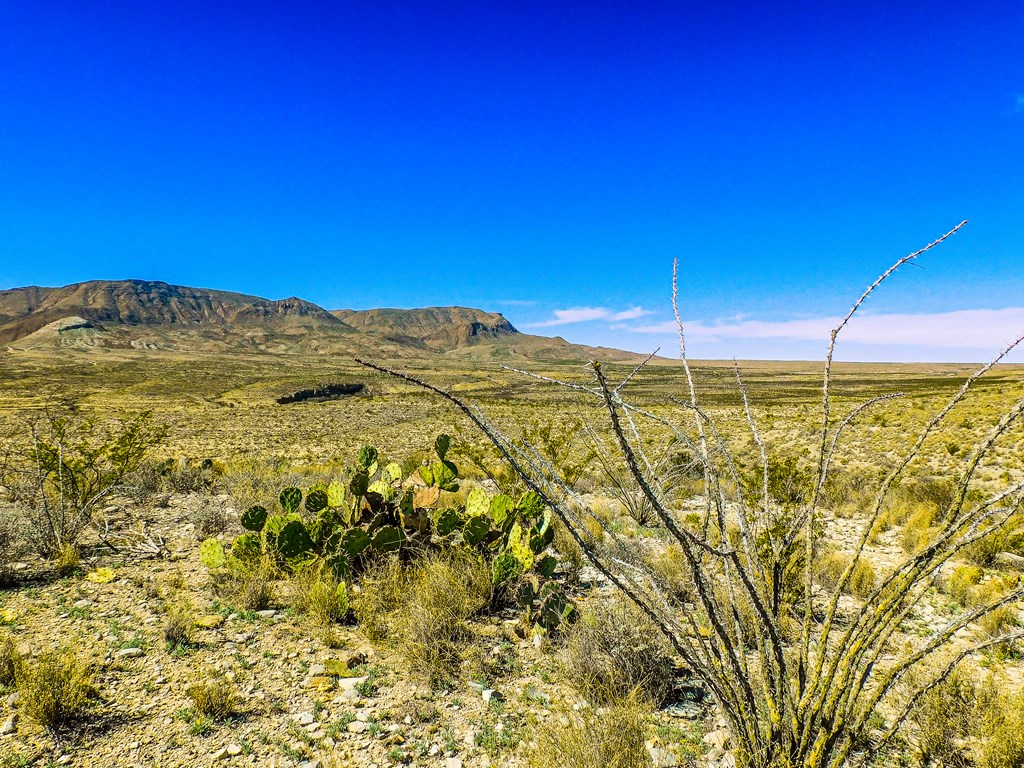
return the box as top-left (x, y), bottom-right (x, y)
top-left (0, 279), bottom-right (646, 362)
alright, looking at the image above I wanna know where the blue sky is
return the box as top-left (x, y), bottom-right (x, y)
top-left (1, 0), bottom-right (1022, 361)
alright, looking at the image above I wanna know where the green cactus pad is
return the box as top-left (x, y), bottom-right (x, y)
top-left (434, 434), bottom-right (451, 460)
top-left (327, 481), bottom-right (347, 508)
top-left (492, 551), bottom-right (526, 586)
top-left (367, 479), bottom-right (396, 502)
top-left (515, 491), bottom-right (545, 520)
top-left (357, 445), bottom-right (378, 470)
top-left (199, 538), bottom-right (227, 569)
top-left (240, 505), bottom-right (268, 532)
top-left (327, 554), bottom-right (351, 580)
top-left (462, 514), bottom-right (492, 546)
top-left (231, 532), bottom-right (262, 565)
top-left (279, 487), bottom-right (302, 514)
top-left (490, 494), bottom-right (514, 527)
top-left (530, 525), bottom-right (555, 554)
top-left (535, 554), bottom-right (558, 578)
top-left (371, 525), bottom-right (406, 553)
top-left (276, 520), bottom-right (315, 558)
top-left (538, 583), bottom-right (577, 629)
top-left (466, 487), bottom-right (490, 518)
top-left (350, 471), bottom-right (369, 498)
top-left (516, 578), bottom-right (537, 609)
top-left (383, 462), bottom-right (403, 483)
top-left (305, 488), bottom-right (329, 514)
top-left (340, 528), bottom-right (372, 558)
top-left (435, 508), bottom-right (461, 537)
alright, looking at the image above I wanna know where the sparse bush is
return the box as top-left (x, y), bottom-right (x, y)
top-left (0, 508), bottom-right (26, 585)
top-left (290, 562), bottom-right (349, 640)
top-left (564, 597), bottom-right (675, 707)
top-left (900, 503), bottom-right (939, 554)
top-left (0, 400), bottom-right (166, 557)
top-left (14, 648), bottom-right (94, 729)
top-left (945, 564), bottom-right (984, 606)
top-left (186, 676), bottom-right (238, 720)
top-left (163, 606), bottom-right (194, 651)
top-left (212, 557), bottom-right (275, 611)
top-left (910, 666), bottom-right (975, 767)
top-left (0, 638), bottom-right (16, 687)
top-left (394, 552), bottom-right (492, 684)
top-left (815, 550), bottom-right (876, 598)
top-left (527, 692), bottom-right (652, 768)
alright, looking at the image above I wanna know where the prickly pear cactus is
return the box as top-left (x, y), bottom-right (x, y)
top-left (466, 487), bottom-right (490, 518)
top-left (241, 505), bottom-right (268, 532)
top-left (279, 487), bottom-right (302, 514)
top-left (199, 538), bottom-right (227, 569)
top-left (327, 481), bottom-right (346, 508)
top-left (305, 488), bottom-right (329, 514)
top-left (275, 520), bottom-right (315, 559)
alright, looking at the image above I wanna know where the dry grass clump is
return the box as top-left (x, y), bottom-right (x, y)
top-left (14, 648), bottom-right (95, 729)
top-left (527, 692), bottom-right (652, 768)
top-left (0, 507), bottom-right (26, 585)
top-left (910, 666), bottom-right (975, 767)
top-left (186, 676), bottom-right (238, 720)
top-left (290, 563), bottom-right (349, 646)
top-left (212, 557), bottom-right (275, 611)
top-left (976, 679), bottom-right (1024, 768)
top-left (814, 550), bottom-right (876, 599)
top-left (0, 637), bottom-right (16, 687)
top-left (900, 504), bottom-right (939, 554)
top-left (354, 552), bottom-right (491, 685)
top-left (962, 515), bottom-right (1024, 566)
top-left (163, 605), bottom-right (194, 651)
top-left (645, 544), bottom-right (694, 606)
top-left (351, 556), bottom-right (409, 643)
top-left (564, 597), bottom-right (675, 707)
top-left (53, 542), bottom-right (81, 576)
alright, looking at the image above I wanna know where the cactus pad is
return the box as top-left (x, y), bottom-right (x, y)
top-left (465, 487), bottom-right (490, 518)
top-left (462, 514), bottom-right (492, 546)
top-left (240, 504), bottom-right (268, 532)
top-left (199, 538), bottom-right (227, 569)
top-left (371, 525), bottom-right (406, 553)
top-left (340, 527), bottom-right (372, 558)
top-left (279, 487), bottom-right (302, 514)
top-left (305, 488), bottom-right (329, 514)
top-left (276, 520), bottom-right (314, 558)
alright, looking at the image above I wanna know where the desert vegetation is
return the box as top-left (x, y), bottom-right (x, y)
top-left (1, 230), bottom-right (1024, 767)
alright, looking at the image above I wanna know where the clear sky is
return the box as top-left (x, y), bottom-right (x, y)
top-left (1, 1), bottom-right (1022, 362)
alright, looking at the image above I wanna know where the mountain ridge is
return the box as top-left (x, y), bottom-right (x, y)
top-left (0, 279), bottom-right (645, 362)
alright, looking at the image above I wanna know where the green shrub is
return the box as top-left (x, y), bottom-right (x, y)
top-left (186, 677), bottom-right (238, 720)
top-left (564, 597), bottom-right (675, 707)
top-left (527, 691), bottom-right (652, 768)
top-left (14, 648), bottom-right (94, 729)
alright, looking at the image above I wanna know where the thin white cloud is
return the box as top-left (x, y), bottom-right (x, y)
top-left (525, 305), bottom-right (652, 328)
top-left (621, 307), bottom-right (1024, 349)
top-left (609, 306), bottom-right (652, 321)
top-left (524, 306), bottom-right (610, 327)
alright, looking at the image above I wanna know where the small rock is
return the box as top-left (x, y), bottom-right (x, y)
top-left (226, 744), bottom-right (242, 756)
top-left (73, 599), bottom-right (92, 609)
top-left (720, 752), bottom-right (738, 768)
top-left (295, 712), bottom-right (315, 726)
top-left (338, 676), bottom-right (368, 692)
top-left (347, 721), bottom-right (368, 734)
top-left (309, 663), bottom-right (327, 676)
top-left (445, 759), bottom-right (463, 768)
top-left (211, 747), bottom-right (228, 760)
top-left (0, 714), bottom-right (18, 735)
top-left (482, 688), bottom-right (502, 703)
top-left (256, 609), bottom-right (277, 619)
top-left (194, 614), bottom-right (225, 629)
top-left (116, 647), bottom-right (145, 659)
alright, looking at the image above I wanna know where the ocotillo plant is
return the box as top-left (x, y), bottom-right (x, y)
top-left (359, 220), bottom-right (1024, 768)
